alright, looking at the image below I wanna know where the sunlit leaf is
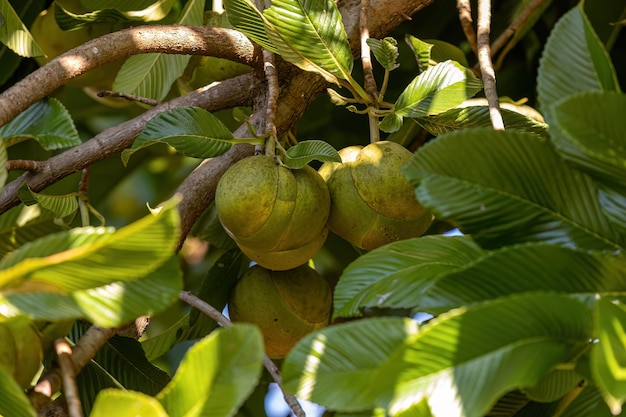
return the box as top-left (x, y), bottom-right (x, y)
top-left (367, 37), bottom-right (399, 71)
top-left (0, 370), bottom-right (36, 417)
top-left (0, 205), bottom-right (68, 258)
top-left (405, 35), bottom-right (433, 73)
top-left (157, 324), bottom-right (264, 417)
top-left (376, 294), bottom-right (592, 417)
top-left (2, 255), bottom-right (183, 327)
top-left (112, 0), bottom-right (204, 100)
top-left (0, 199), bottom-right (179, 292)
top-left (283, 140), bottom-right (341, 169)
top-left (17, 184), bottom-right (79, 220)
top-left (381, 61), bottom-right (482, 133)
top-left (283, 317), bottom-right (420, 412)
top-left (523, 369), bottom-right (584, 403)
top-left (91, 389), bottom-right (169, 417)
top-left (0, 0), bottom-right (44, 57)
top-left (592, 298), bottom-right (626, 415)
top-left (0, 98), bottom-right (80, 150)
top-left (223, 0), bottom-right (279, 52)
top-left (403, 128), bottom-right (623, 250)
top-left (263, 0), bottom-right (354, 83)
top-left (537, 4), bottom-right (620, 124)
top-left (122, 107), bottom-right (236, 165)
top-left (55, 0), bottom-right (178, 29)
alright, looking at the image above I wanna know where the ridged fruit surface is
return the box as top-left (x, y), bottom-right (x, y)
top-left (319, 141), bottom-right (434, 250)
top-left (228, 264), bottom-right (332, 359)
top-left (0, 316), bottom-right (43, 388)
top-left (215, 156), bottom-right (330, 270)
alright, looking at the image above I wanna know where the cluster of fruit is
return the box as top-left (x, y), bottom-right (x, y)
top-left (216, 141), bottom-right (434, 358)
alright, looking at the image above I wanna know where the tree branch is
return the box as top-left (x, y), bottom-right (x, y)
top-left (0, 74), bottom-right (260, 214)
top-left (477, 0), bottom-right (504, 131)
top-left (457, 0), bottom-right (478, 57)
top-left (0, 25), bottom-right (261, 127)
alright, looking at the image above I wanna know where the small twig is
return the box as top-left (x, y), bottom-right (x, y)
top-left (360, 0), bottom-right (380, 143)
top-left (6, 159), bottom-right (42, 172)
top-left (78, 168), bottom-right (90, 226)
top-left (456, 0), bottom-right (478, 57)
top-left (30, 325), bottom-right (119, 412)
top-left (477, 0), bottom-right (504, 131)
top-left (96, 90), bottom-right (160, 107)
top-left (55, 340), bottom-right (83, 417)
top-left (178, 291), bottom-right (306, 417)
top-left (263, 49), bottom-right (279, 156)
top-left (490, 0), bottom-right (547, 68)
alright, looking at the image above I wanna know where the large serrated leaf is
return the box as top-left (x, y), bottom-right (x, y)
top-left (403, 128), bottom-right (623, 250)
top-left (0, 98), bottom-right (80, 150)
top-left (377, 294), bottom-right (592, 417)
top-left (536, 4), bottom-right (620, 124)
top-left (112, 0), bottom-right (204, 100)
top-left (282, 317), bottom-right (420, 412)
top-left (263, 0), bottom-right (354, 83)
top-left (416, 105), bottom-right (548, 137)
top-left (2, 255), bottom-right (183, 327)
top-left (283, 140), bottom-right (341, 169)
top-left (367, 37), bottom-right (399, 71)
top-left (0, 0), bottom-right (44, 57)
top-left (223, 0), bottom-right (279, 52)
top-left (90, 389), bottom-right (169, 417)
top-left (122, 107), bottom-right (236, 165)
top-left (157, 324), bottom-right (264, 417)
top-left (0, 369), bottom-right (36, 417)
top-left (405, 35), bottom-right (433, 73)
top-left (592, 298), bottom-right (626, 415)
top-left (0, 199), bottom-right (179, 292)
top-left (380, 61), bottom-right (483, 133)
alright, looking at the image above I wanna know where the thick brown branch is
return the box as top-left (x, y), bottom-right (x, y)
top-left (0, 25), bottom-right (261, 127)
top-left (0, 74), bottom-right (260, 214)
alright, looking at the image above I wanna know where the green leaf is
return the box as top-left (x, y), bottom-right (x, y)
top-left (381, 61), bottom-right (483, 133)
top-left (122, 107), bottom-right (236, 165)
top-left (0, 0), bottom-right (43, 57)
top-left (263, 0), bottom-right (354, 84)
top-left (367, 37), bottom-right (399, 71)
top-left (55, 0), bottom-right (178, 29)
top-left (283, 140), bottom-right (341, 169)
top-left (376, 294), bottom-right (592, 417)
top-left (550, 91), bottom-right (626, 191)
top-left (112, 0), bottom-right (204, 100)
top-left (0, 98), bottom-right (80, 150)
top-left (523, 369), bottom-right (584, 403)
top-left (0, 369), bottom-right (36, 417)
top-left (537, 4), bottom-right (620, 124)
top-left (17, 184), bottom-right (79, 220)
top-left (2, 255), bottom-right (183, 327)
top-left (427, 39), bottom-right (469, 68)
top-left (157, 324), bottom-right (264, 417)
top-left (558, 384), bottom-right (614, 417)
top-left (223, 0), bottom-right (280, 53)
top-left (416, 104), bottom-right (548, 137)
top-left (403, 128), bottom-right (623, 250)
top-left (0, 204), bottom-right (68, 258)
top-left (592, 298), bottom-right (626, 415)
top-left (0, 198), bottom-right (179, 292)
top-left (405, 35), bottom-right (433, 73)
top-left (282, 317), bottom-right (420, 412)
top-left (332, 235), bottom-right (485, 318)
top-left (90, 389), bottom-right (169, 417)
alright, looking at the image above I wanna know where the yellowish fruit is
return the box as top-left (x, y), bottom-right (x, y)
top-left (228, 264), bottom-right (332, 359)
top-left (215, 156), bottom-right (330, 270)
top-left (30, 4), bottom-right (124, 90)
top-left (0, 316), bottom-right (43, 388)
top-left (319, 141), bottom-right (434, 250)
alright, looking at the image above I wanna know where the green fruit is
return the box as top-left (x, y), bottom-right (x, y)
top-left (30, 4), bottom-right (124, 90)
top-left (228, 264), bottom-right (332, 359)
top-left (0, 316), bottom-right (43, 388)
top-left (215, 155), bottom-right (330, 270)
top-left (319, 141), bottom-right (434, 250)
